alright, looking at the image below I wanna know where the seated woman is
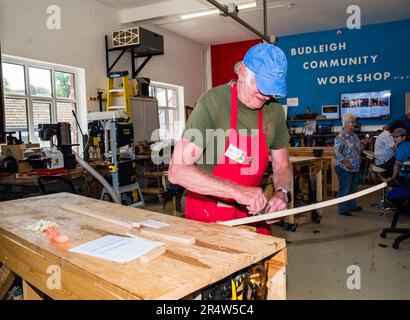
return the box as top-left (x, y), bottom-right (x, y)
top-left (374, 125), bottom-right (396, 179)
top-left (334, 113), bottom-right (370, 216)
top-left (383, 127), bottom-right (410, 186)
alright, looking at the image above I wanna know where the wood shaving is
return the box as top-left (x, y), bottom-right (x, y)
top-left (26, 220), bottom-right (60, 233)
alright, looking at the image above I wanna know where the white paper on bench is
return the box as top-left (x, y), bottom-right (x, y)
top-left (69, 235), bottom-right (164, 263)
top-left (139, 219), bottom-right (169, 229)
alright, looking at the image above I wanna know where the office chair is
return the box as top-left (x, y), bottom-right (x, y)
top-left (38, 176), bottom-right (78, 195)
top-left (369, 164), bottom-right (395, 216)
top-left (380, 186), bottom-right (410, 249)
top-left (362, 150), bottom-right (375, 184)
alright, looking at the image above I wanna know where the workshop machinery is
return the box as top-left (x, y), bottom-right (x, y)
top-left (87, 111), bottom-right (144, 208)
top-left (23, 123), bottom-right (77, 171)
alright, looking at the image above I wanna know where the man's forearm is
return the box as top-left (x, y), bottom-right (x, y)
top-left (272, 166), bottom-right (291, 191)
top-left (169, 164), bottom-right (238, 199)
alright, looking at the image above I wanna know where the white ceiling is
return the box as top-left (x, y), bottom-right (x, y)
top-left (97, 0), bottom-right (410, 44)
top-left (98, 0), bottom-right (171, 9)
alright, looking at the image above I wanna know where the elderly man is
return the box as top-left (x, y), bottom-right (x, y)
top-left (334, 113), bottom-right (369, 216)
top-left (168, 43), bottom-right (291, 234)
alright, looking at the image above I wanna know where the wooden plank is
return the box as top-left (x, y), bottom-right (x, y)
top-left (139, 229), bottom-right (196, 245)
top-left (0, 265), bottom-right (16, 299)
top-left (266, 262), bottom-right (286, 300)
top-left (60, 204), bottom-right (141, 229)
top-left (219, 183), bottom-right (387, 226)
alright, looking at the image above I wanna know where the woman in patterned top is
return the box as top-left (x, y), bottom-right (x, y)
top-left (334, 113), bottom-right (370, 216)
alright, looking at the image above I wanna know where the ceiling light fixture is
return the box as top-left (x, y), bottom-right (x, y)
top-left (181, 1), bottom-right (257, 20)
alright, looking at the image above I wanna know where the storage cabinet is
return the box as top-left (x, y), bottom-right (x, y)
top-left (130, 97), bottom-right (159, 144)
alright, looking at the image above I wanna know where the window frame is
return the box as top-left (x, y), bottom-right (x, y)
top-left (2, 56), bottom-right (80, 145)
top-left (149, 82), bottom-right (184, 141)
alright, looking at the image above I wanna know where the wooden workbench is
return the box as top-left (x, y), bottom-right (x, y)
top-left (289, 147), bottom-right (338, 195)
top-left (287, 156), bottom-right (324, 226)
top-left (0, 193), bottom-right (287, 300)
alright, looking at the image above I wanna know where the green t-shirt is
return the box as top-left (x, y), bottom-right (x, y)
top-left (183, 82), bottom-right (290, 174)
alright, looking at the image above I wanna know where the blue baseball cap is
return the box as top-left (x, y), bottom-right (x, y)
top-left (243, 43), bottom-right (287, 98)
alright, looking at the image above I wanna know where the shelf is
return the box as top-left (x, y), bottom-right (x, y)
top-left (290, 133), bottom-right (337, 138)
top-left (287, 118), bottom-right (340, 122)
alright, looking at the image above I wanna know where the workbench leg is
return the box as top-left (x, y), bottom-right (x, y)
top-left (23, 280), bottom-right (43, 300)
top-left (0, 265), bottom-right (16, 299)
top-left (331, 158), bottom-right (338, 196)
top-left (316, 167), bottom-right (323, 216)
top-left (266, 249), bottom-right (287, 300)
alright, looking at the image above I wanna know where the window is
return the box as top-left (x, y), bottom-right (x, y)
top-left (3, 63), bottom-right (25, 95)
top-left (149, 83), bottom-right (182, 140)
top-left (29, 67), bottom-right (52, 97)
top-left (2, 60), bottom-right (79, 145)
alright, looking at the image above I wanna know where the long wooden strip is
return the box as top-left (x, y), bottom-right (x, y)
top-left (60, 204), bottom-right (140, 229)
top-left (218, 183), bottom-right (387, 227)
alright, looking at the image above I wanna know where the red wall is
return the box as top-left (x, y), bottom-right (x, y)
top-left (211, 39), bottom-right (261, 87)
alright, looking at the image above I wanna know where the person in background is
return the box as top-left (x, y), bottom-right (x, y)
top-left (374, 125), bottom-right (396, 179)
top-left (383, 127), bottom-right (410, 185)
top-left (334, 113), bottom-right (370, 216)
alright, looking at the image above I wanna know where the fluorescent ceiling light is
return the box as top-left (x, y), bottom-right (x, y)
top-left (181, 2), bottom-right (257, 20)
top-left (181, 9), bottom-right (219, 20)
top-left (238, 2), bottom-right (257, 10)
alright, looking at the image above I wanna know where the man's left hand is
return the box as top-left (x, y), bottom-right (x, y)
top-left (264, 192), bottom-right (288, 224)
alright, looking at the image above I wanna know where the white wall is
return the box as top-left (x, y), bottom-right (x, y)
top-left (0, 0), bottom-right (121, 112)
top-left (124, 22), bottom-right (205, 108)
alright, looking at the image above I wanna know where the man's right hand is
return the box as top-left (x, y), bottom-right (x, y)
top-left (233, 186), bottom-right (267, 215)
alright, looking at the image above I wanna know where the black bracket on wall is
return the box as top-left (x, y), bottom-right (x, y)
top-left (105, 27), bottom-right (164, 78)
top-left (206, 0), bottom-right (273, 43)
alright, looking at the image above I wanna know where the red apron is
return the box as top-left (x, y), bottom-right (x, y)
top-left (185, 82), bottom-right (271, 235)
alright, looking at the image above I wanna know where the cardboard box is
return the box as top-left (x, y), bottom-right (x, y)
top-left (1, 144), bottom-right (40, 161)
